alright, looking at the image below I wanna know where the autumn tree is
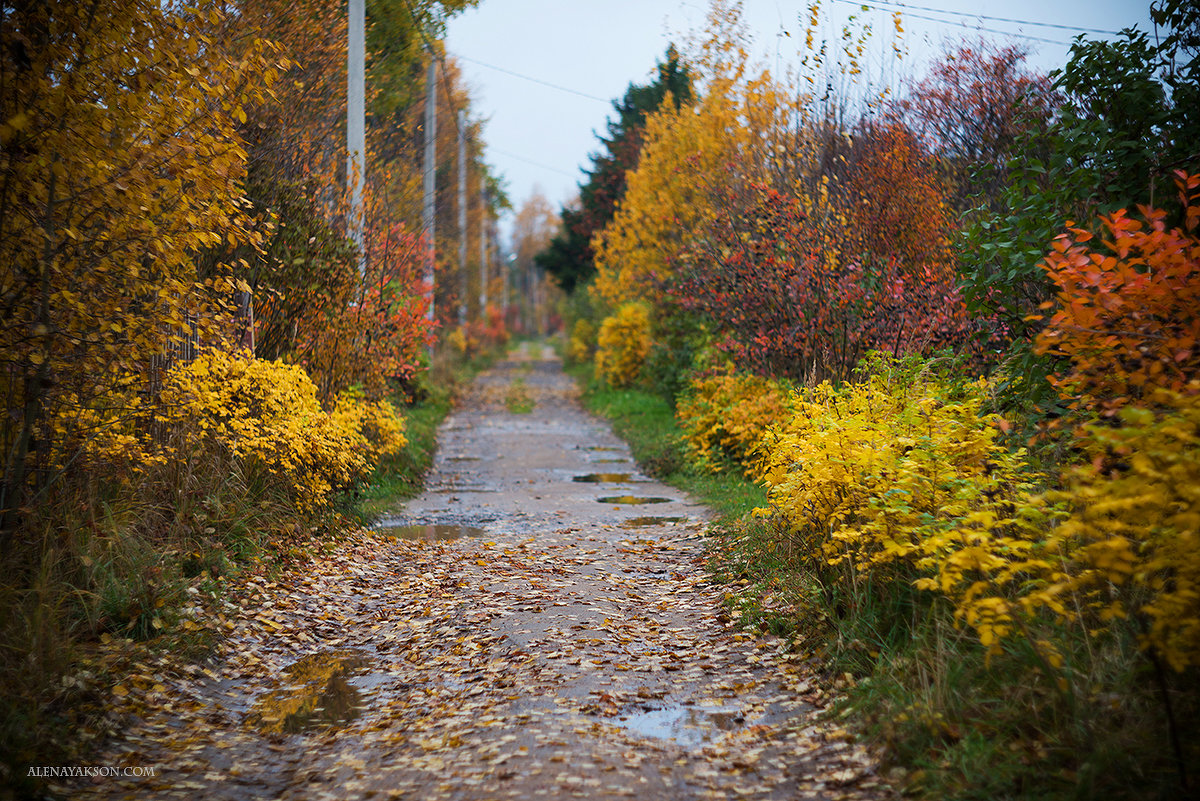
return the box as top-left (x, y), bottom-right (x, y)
top-left (665, 123), bottom-right (974, 384)
top-left (591, 22), bottom-right (797, 306)
top-left (222, 0), bottom-right (497, 395)
top-left (510, 189), bottom-right (560, 335)
top-left (0, 1), bottom-right (278, 539)
top-left (893, 40), bottom-right (1057, 216)
top-left (959, 9), bottom-right (1200, 413)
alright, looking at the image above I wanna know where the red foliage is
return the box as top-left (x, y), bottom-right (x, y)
top-left (665, 124), bottom-right (985, 383)
top-left (291, 222), bottom-right (433, 400)
top-left (893, 40), bottom-right (1058, 212)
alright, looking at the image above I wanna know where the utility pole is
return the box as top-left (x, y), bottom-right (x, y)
top-left (422, 50), bottom-right (436, 323)
top-left (479, 186), bottom-right (488, 315)
top-left (347, 0), bottom-right (365, 272)
top-left (457, 109), bottom-right (467, 325)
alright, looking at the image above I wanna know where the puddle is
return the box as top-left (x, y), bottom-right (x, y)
top-left (377, 523), bottom-right (486, 540)
top-left (612, 705), bottom-right (745, 748)
top-left (582, 446), bottom-right (624, 452)
top-left (245, 650), bottom-right (371, 734)
top-left (622, 516), bottom-right (688, 527)
top-left (573, 473), bottom-right (634, 483)
top-left (597, 496), bottom-right (673, 505)
top-left (446, 456), bottom-right (481, 462)
top-left (593, 458), bottom-right (630, 464)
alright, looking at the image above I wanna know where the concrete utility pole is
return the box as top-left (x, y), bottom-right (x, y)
top-left (422, 51), bottom-right (437, 323)
top-left (457, 109), bottom-right (467, 325)
top-left (347, 0), bottom-right (365, 272)
top-left (479, 186), bottom-right (488, 315)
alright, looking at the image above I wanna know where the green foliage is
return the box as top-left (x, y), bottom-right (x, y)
top-left (958, 19), bottom-right (1200, 416)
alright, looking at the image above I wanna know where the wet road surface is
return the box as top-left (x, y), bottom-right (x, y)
top-left (66, 343), bottom-right (891, 800)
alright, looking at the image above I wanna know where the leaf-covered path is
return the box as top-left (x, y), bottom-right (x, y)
top-left (69, 344), bottom-right (891, 800)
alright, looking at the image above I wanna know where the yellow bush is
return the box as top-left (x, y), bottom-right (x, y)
top-left (594, 303), bottom-right (651, 388)
top-left (158, 350), bottom-right (370, 510)
top-left (447, 327), bottom-right (470, 355)
top-left (932, 387), bottom-right (1200, 671)
top-left (758, 356), bottom-right (1040, 595)
top-left (331, 389), bottom-right (408, 466)
top-left (1056, 390), bottom-right (1200, 672)
top-left (567, 318), bottom-right (596, 365)
top-left (677, 371), bottom-right (790, 479)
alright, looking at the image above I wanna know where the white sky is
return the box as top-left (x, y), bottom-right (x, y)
top-left (445, 1), bottom-right (1157, 240)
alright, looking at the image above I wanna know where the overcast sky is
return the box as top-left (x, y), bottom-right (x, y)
top-left (444, 0), bottom-right (1157, 238)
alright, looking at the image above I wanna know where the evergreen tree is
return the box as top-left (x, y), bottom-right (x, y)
top-left (537, 47), bottom-right (691, 293)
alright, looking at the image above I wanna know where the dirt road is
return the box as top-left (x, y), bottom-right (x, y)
top-left (67, 344), bottom-right (890, 800)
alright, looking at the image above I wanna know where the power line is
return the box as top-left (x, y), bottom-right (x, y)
top-left (448, 51), bottom-right (612, 105)
top-left (490, 147), bottom-right (580, 179)
top-left (399, 0), bottom-right (465, 140)
top-left (842, 0), bottom-right (1122, 37)
top-left (834, 0), bottom-right (1072, 46)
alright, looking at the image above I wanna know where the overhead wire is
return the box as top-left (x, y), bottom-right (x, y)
top-left (831, 0), bottom-right (1110, 47)
top-left (840, 0), bottom-right (1122, 37)
top-left (400, 0), bottom-right (591, 188)
top-left (447, 52), bottom-right (612, 104)
top-left (490, 148), bottom-right (580, 179)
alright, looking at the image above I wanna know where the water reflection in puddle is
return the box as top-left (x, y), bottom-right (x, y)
top-left (622, 516), bottom-right (688, 527)
top-left (613, 705), bottom-right (744, 748)
top-left (593, 458), bottom-right (630, 464)
top-left (598, 496), bottom-right (673, 505)
top-left (245, 650), bottom-right (372, 734)
top-left (446, 456), bottom-right (481, 462)
top-left (573, 473), bottom-right (634, 483)
top-left (377, 523), bottom-right (486, 540)
top-left (582, 446), bottom-right (624, 452)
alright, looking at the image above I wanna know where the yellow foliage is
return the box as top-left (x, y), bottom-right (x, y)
top-left (447, 327), bottom-right (470, 355)
top-left (154, 350), bottom-right (403, 511)
top-left (757, 355), bottom-right (1048, 611)
top-left (159, 351), bottom-right (365, 510)
top-left (1043, 389), bottom-right (1200, 671)
top-left (677, 371), bottom-right (791, 479)
top-left (908, 386), bottom-right (1200, 672)
top-left (567, 318), bottom-right (597, 365)
top-left (594, 304), bottom-right (652, 388)
top-left (592, 28), bottom-right (801, 307)
top-left (1, 2), bottom-right (282, 512)
top-left (331, 389), bottom-right (408, 466)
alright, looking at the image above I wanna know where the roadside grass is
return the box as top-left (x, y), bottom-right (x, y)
top-left (504, 377), bottom-right (536, 414)
top-left (569, 363), bottom-right (766, 522)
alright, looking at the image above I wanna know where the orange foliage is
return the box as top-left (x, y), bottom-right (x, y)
top-left (1036, 172), bottom-right (1200, 414)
